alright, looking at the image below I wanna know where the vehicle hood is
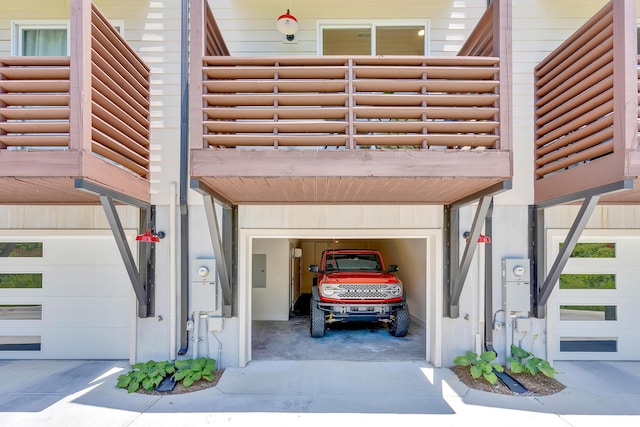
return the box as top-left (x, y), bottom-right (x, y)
top-left (321, 271), bottom-right (400, 284)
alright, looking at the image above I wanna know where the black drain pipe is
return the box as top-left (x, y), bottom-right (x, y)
top-left (483, 201), bottom-right (528, 393)
top-left (177, 0), bottom-right (189, 356)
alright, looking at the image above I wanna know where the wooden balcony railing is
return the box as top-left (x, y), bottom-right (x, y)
top-left (189, 0), bottom-right (511, 204)
top-left (199, 56), bottom-right (500, 151)
top-left (0, 1), bottom-right (150, 203)
top-left (0, 57), bottom-right (71, 148)
top-left (534, 0), bottom-right (640, 204)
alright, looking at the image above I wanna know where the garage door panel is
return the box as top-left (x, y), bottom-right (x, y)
top-left (41, 297), bottom-right (132, 327)
top-left (0, 232), bottom-right (134, 360)
top-left (42, 267), bottom-right (131, 297)
top-left (43, 328), bottom-right (129, 359)
top-left (550, 233), bottom-right (640, 361)
top-left (41, 238), bottom-right (126, 266)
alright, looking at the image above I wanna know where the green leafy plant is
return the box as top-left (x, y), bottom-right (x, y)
top-left (453, 350), bottom-right (504, 385)
top-left (174, 357), bottom-right (217, 388)
top-left (507, 345), bottom-right (558, 378)
top-left (116, 360), bottom-right (175, 393)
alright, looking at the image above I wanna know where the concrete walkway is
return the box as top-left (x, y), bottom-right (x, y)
top-left (0, 359), bottom-right (639, 426)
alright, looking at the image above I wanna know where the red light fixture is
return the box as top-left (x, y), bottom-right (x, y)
top-left (276, 9), bottom-right (298, 41)
top-left (136, 228), bottom-right (162, 243)
top-left (464, 233), bottom-right (491, 243)
top-left (477, 234), bottom-right (491, 243)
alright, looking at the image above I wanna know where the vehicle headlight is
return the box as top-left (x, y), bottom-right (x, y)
top-left (321, 284), bottom-right (340, 297)
top-left (388, 285), bottom-right (402, 296)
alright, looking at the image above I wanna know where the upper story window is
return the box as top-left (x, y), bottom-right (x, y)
top-left (318, 21), bottom-right (429, 55)
top-left (13, 23), bottom-right (69, 56)
top-left (12, 21), bottom-right (124, 56)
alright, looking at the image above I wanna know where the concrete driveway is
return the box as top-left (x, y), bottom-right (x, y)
top-left (0, 359), bottom-right (639, 426)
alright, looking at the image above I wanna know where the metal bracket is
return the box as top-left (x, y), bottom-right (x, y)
top-left (531, 179), bottom-right (633, 318)
top-left (75, 179), bottom-right (154, 318)
top-left (444, 181), bottom-right (510, 318)
top-left (533, 195), bottom-right (599, 318)
top-left (448, 196), bottom-right (493, 318)
top-left (202, 194), bottom-right (233, 317)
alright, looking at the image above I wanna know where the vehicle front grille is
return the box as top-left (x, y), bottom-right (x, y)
top-left (333, 284), bottom-right (394, 299)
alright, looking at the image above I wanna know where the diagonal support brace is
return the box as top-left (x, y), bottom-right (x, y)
top-left (535, 194), bottom-right (600, 316)
top-left (449, 195), bottom-right (493, 318)
top-left (100, 195), bottom-right (154, 318)
top-left (202, 194), bottom-right (233, 317)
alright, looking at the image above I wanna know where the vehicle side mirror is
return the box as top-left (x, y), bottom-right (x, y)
top-left (309, 265), bottom-right (319, 273)
top-left (388, 265), bottom-right (398, 273)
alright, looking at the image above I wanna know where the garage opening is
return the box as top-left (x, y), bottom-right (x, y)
top-left (250, 237), bottom-right (429, 362)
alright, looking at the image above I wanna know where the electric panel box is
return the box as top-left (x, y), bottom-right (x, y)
top-left (502, 258), bottom-right (531, 313)
top-left (190, 259), bottom-right (217, 313)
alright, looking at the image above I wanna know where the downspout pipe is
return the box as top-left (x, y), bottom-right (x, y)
top-left (177, 0), bottom-right (189, 356)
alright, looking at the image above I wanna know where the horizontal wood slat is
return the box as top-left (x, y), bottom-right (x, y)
top-left (0, 135), bottom-right (69, 146)
top-left (0, 107), bottom-right (69, 120)
top-left (200, 56), bottom-right (501, 150)
top-left (0, 58), bottom-right (71, 150)
top-left (0, 94), bottom-right (69, 107)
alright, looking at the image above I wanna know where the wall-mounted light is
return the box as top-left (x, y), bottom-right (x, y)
top-left (136, 228), bottom-right (165, 243)
top-left (277, 9), bottom-right (298, 41)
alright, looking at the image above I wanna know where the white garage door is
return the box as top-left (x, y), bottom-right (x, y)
top-left (549, 231), bottom-right (640, 361)
top-left (0, 232), bottom-right (134, 359)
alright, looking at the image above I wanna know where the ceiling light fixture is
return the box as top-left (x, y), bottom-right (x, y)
top-left (277, 9), bottom-right (299, 41)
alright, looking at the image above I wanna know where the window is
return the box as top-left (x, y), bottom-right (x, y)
top-left (13, 22), bottom-right (69, 56)
top-left (0, 336), bottom-right (41, 351)
top-left (559, 305), bottom-right (617, 321)
top-left (559, 274), bottom-right (615, 290)
top-left (319, 21), bottom-right (429, 55)
top-left (0, 273), bottom-right (43, 289)
top-left (12, 21), bottom-right (124, 56)
top-left (0, 242), bottom-right (43, 258)
top-left (560, 242), bottom-right (616, 258)
top-left (560, 337), bottom-right (617, 352)
top-left (0, 304), bottom-right (42, 320)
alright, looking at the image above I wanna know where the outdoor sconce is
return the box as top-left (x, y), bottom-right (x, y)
top-left (277, 9), bottom-right (298, 41)
top-left (463, 231), bottom-right (491, 243)
top-left (136, 228), bottom-right (165, 243)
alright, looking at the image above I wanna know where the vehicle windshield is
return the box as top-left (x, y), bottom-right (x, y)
top-left (324, 253), bottom-right (382, 272)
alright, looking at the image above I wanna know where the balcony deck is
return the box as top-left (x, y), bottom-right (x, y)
top-left (0, 1), bottom-right (150, 205)
top-left (534, 0), bottom-right (640, 205)
top-left (191, 56), bottom-right (510, 204)
top-left (189, 0), bottom-right (512, 205)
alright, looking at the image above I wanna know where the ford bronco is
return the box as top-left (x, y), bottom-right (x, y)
top-left (308, 249), bottom-right (409, 338)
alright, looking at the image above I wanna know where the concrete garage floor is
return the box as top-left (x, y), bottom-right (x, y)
top-left (252, 315), bottom-right (426, 361)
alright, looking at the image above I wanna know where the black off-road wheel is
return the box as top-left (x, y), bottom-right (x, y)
top-left (389, 307), bottom-right (410, 337)
top-left (310, 299), bottom-right (326, 338)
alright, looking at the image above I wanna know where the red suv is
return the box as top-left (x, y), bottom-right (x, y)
top-left (308, 249), bottom-right (409, 338)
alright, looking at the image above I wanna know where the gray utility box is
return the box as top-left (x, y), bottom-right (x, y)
top-left (191, 259), bottom-right (217, 313)
top-left (502, 259), bottom-right (531, 313)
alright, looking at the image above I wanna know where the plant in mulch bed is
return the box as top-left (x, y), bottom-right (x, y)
top-left (116, 360), bottom-right (175, 393)
top-left (453, 350), bottom-right (504, 385)
top-left (507, 344), bottom-right (558, 379)
top-left (116, 357), bottom-right (217, 393)
top-left (173, 357), bottom-right (217, 387)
